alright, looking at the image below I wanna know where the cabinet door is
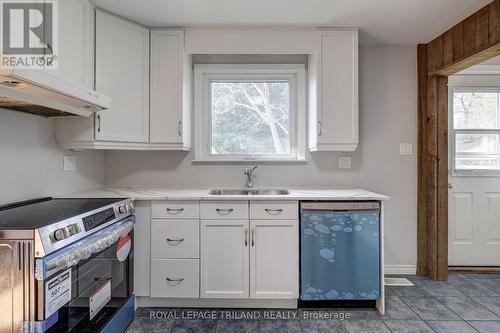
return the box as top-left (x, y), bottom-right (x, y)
top-left (47, 0), bottom-right (93, 87)
top-left (150, 30), bottom-right (191, 148)
top-left (250, 220), bottom-right (298, 299)
top-left (95, 10), bottom-right (149, 142)
top-left (310, 30), bottom-right (358, 152)
top-left (201, 220), bottom-right (249, 298)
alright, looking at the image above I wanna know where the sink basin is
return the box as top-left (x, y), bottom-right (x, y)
top-left (209, 189), bottom-right (290, 196)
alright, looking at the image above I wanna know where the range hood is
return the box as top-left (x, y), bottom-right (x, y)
top-left (0, 68), bottom-right (111, 117)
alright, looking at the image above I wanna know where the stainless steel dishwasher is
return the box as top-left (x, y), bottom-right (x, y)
top-left (299, 201), bottom-right (381, 305)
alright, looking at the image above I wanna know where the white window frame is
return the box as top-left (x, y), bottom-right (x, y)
top-left (449, 86), bottom-right (500, 177)
top-left (193, 64), bottom-right (306, 163)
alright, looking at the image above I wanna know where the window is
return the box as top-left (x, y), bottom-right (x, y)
top-left (194, 64), bottom-right (305, 162)
top-left (451, 88), bottom-right (500, 175)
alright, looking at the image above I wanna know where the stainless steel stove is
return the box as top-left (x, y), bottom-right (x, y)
top-left (0, 197), bottom-right (136, 333)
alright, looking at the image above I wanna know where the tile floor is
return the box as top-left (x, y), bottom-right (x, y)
top-left (126, 273), bottom-right (500, 333)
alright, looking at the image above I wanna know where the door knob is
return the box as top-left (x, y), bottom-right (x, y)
top-left (448, 182), bottom-right (453, 189)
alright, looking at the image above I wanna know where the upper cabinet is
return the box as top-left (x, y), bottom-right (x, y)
top-left (309, 30), bottom-right (359, 152)
top-left (55, 24), bottom-right (357, 152)
top-left (47, 0), bottom-right (94, 87)
top-left (94, 10), bottom-right (150, 143)
top-left (56, 13), bottom-right (192, 150)
top-left (150, 30), bottom-right (191, 150)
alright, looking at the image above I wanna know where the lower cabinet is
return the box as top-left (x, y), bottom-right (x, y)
top-left (250, 220), bottom-right (298, 299)
top-left (151, 259), bottom-right (200, 298)
top-left (200, 218), bottom-right (298, 299)
top-left (200, 220), bottom-right (250, 298)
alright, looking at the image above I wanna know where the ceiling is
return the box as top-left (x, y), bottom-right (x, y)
top-left (92, 0), bottom-right (491, 45)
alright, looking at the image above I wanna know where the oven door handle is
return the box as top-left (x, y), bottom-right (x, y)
top-left (35, 218), bottom-right (135, 280)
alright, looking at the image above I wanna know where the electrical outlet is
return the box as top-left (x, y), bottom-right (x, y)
top-left (338, 156), bottom-right (352, 169)
top-left (400, 143), bottom-right (413, 155)
top-left (63, 156), bottom-right (77, 171)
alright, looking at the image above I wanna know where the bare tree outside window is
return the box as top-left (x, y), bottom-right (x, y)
top-left (453, 91), bottom-right (500, 171)
top-left (211, 81), bottom-right (291, 155)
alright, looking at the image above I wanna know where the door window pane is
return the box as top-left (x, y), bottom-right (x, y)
top-left (453, 92), bottom-right (499, 129)
top-left (455, 133), bottom-right (500, 170)
top-left (210, 81), bottom-right (291, 155)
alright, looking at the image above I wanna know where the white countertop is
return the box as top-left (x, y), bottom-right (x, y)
top-left (58, 186), bottom-right (390, 201)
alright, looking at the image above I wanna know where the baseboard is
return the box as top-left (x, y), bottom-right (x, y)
top-left (136, 297), bottom-right (297, 309)
top-left (384, 265), bottom-right (416, 275)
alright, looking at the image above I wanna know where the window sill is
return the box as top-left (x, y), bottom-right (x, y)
top-left (191, 159), bottom-right (308, 165)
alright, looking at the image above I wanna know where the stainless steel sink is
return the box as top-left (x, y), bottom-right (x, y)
top-left (209, 189), bottom-right (290, 196)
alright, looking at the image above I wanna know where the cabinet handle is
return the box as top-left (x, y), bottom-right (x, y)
top-left (97, 114), bottom-right (101, 133)
top-left (251, 229), bottom-right (255, 247)
top-left (166, 277), bottom-right (184, 284)
top-left (318, 121), bottom-right (322, 137)
top-left (244, 228), bottom-right (248, 246)
top-left (178, 120), bottom-right (182, 136)
top-left (265, 208), bottom-right (284, 215)
top-left (166, 238), bottom-right (184, 244)
top-left (166, 208), bottom-right (184, 214)
top-left (216, 208), bottom-right (234, 215)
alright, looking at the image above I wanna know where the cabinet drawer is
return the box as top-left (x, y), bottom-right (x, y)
top-left (200, 201), bottom-right (248, 219)
top-left (250, 201), bottom-right (298, 220)
top-left (151, 201), bottom-right (199, 219)
top-left (151, 259), bottom-right (199, 298)
top-left (151, 220), bottom-right (199, 259)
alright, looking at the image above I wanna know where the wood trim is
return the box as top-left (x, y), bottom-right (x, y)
top-left (417, 0), bottom-right (500, 281)
top-left (417, 44), bottom-right (428, 276)
top-left (436, 77), bottom-right (449, 280)
top-left (449, 267), bottom-right (500, 273)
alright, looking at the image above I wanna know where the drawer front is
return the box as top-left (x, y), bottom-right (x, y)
top-left (250, 201), bottom-right (298, 220)
top-left (151, 201), bottom-right (199, 219)
top-left (200, 201), bottom-right (249, 219)
top-left (151, 259), bottom-right (199, 298)
top-left (151, 220), bottom-right (199, 259)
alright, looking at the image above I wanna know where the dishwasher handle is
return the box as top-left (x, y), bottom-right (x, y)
top-left (300, 201), bottom-right (380, 212)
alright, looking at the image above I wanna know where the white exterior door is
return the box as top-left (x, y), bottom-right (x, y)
top-left (200, 220), bottom-right (249, 298)
top-left (449, 178), bottom-right (500, 265)
top-left (250, 220), bottom-right (298, 299)
top-left (448, 81), bottom-right (500, 266)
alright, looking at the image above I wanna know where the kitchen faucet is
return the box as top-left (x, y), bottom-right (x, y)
top-left (244, 166), bottom-right (258, 188)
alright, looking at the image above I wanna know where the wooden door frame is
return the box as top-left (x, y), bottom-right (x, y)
top-left (417, 0), bottom-right (500, 280)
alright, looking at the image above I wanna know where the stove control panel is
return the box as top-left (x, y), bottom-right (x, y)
top-left (52, 223), bottom-right (81, 242)
top-left (82, 208), bottom-right (116, 232)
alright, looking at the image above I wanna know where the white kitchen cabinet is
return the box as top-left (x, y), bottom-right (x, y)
top-left (94, 10), bottom-right (150, 142)
top-left (309, 30), bottom-right (359, 152)
top-left (46, 0), bottom-right (93, 87)
top-left (150, 30), bottom-right (191, 149)
top-left (151, 220), bottom-right (199, 259)
top-left (200, 220), bottom-right (249, 298)
top-left (151, 259), bottom-right (200, 298)
top-left (250, 219), bottom-right (298, 299)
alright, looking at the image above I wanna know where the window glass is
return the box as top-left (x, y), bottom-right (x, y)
top-left (455, 133), bottom-right (500, 170)
top-left (210, 81), bottom-right (291, 155)
top-left (453, 92), bottom-right (498, 129)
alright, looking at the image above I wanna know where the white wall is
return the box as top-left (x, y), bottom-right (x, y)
top-left (104, 46), bottom-right (418, 269)
top-left (0, 111), bottom-right (105, 205)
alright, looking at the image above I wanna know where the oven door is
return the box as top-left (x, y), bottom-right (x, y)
top-left (33, 217), bottom-right (134, 333)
